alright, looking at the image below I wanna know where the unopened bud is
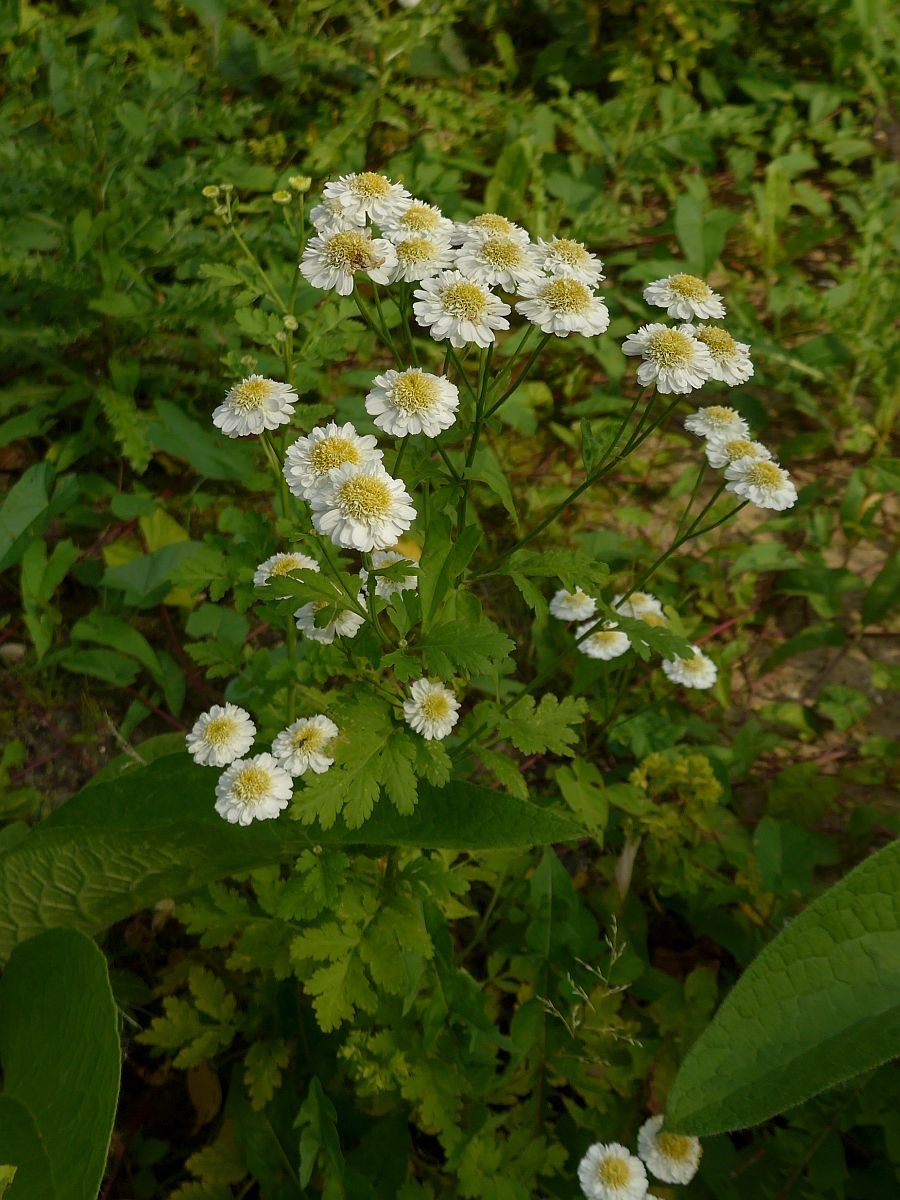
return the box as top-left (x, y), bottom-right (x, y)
top-left (283, 315), bottom-right (299, 331)
top-left (275, 330), bottom-right (287, 342)
top-left (220, 182), bottom-right (234, 193)
top-left (289, 175), bottom-right (312, 193)
top-left (202, 185), bottom-right (220, 198)
top-left (272, 190), bottom-right (292, 205)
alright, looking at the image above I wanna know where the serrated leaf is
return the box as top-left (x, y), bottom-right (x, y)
top-left (381, 733), bottom-right (419, 815)
top-left (297, 1077), bottom-right (345, 1193)
top-left (189, 966), bottom-right (236, 1023)
top-left (419, 516), bottom-right (482, 629)
top-left (498, 694), bottom-right (587, 756)
top-left (418, 619), bottom-right (515, 677)
top-left (244, 1040), bottom-right (291, 1112)
top-left (97, 385), bottom-right (153, 473)
top-left (504, 548), bottom-right (609, 595)
top-left (277, 850), bottom-right (349, 921)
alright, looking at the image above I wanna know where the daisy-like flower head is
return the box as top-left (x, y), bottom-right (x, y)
top-left (212, 375), bottom-right (298, 438)
top-left (612, 591), bottom-right (665, 620)
top-left (456, 212), bottom-right (530, 247)
top-left (309, 195), bottom-right (357, 234)
top-left (284, 422), bottom-right (382, 501)
top-left (294, 598), bottom-right (365, 644)
top-left (383, 233), bottom-right (453, 284)
top-left (724, 456), bottom-right (798, 511)
top-left (322, 171), bottom-right (412, 225)
top-left (311, 461), bottom-right (416, 552)
top-left (455, 235), bottom-right (544, 291)
top-left (537, 237), bottom-right (605, 286)
top-left (381, 200), bottom-right (455, 242)
top-left (622, 323), bottom-right (713, 394)
top-left (403, 678), bottom-right (460, 741)
top-left (704, 435), bottom-right (772, 470)
top-left (516, 277), bottom-right (610, 338)
top-left (300, 229), bottom-right (398, 296)
top-left (687, 324), bottom-right (754, 386)
top-left (684, 404), bottom-right (751, 440)
top-left (271, 715), bottom-right (339, 776)
top-left (253, 552), bottom-right (320, 590)
top-left (186, 703), bottom-right (256, 767)
top-left (360, 550), bottom-right (418, 599)
top-left (549, 588), bottom-right (597, 622)
top-left (214, 753), bottom-right (293, 826)
top-left (637, 1115), bottom-right (702, 1186)
top-left (365, 368), bottom-right (459, 438)
top-left (576, 619), bottom-right (631, 661)
top-left (413, 271), bottom-right (510, 348)
top-left (644, 273), bottom-right (726, 320)
top-left (577, 1142), bottom-right (649, 1200)
top-left (662, 645), bottom-right (718, 690)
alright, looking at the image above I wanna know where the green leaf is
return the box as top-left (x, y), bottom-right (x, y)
top-left (0, 463), bottom-right (54, 573)
top-left (97, 385), bottom-right (153, 473)
top-left (666, 842), bottom-right (900, 1135)
top-left (0, 930), bottom-right (120, 1200)
top-left (862, 552), bottom-right (900, 626)
top-left (760, 623), bottom-right (846, 673)
top-left (418, 516), bottom-right (481, 629)
top-left (504, 548), bottom-right (609, 595)
top-left (498, 693), bottom-right (587, 756)
top-left (418, 619), bottom-right (515, 676)
top-left (296, 1077), bottom-right (346, 1195)
top-left (244, 1040), bottom-right (291, 1112)
top-left (0, 754), bottom-right (581, 961)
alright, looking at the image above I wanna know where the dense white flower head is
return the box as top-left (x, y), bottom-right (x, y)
top-left (214, 753), bottom-right (293, 825)
top-left (360, 550), bottom-right (418, 599)
top-left (725, 456), bottom-right (798, 510)
top-left (644, 273), bottom-right (726, 320)
top-left (381, 200), bottom-right (455, 243)
top-left (186, 703), bottom-right (256, 767)
top-left (516, 278), bottom-right (610, 338)
top-left (686, 324), bottom-right (754, 386)
top-left (294, 599), bottom-right (365, 644)
top-left (684, 404), bottom-right (751, 441)
top-left (213, 375), bottom-right (297, 438)
top-left (322, 171), bottom-right (412, 225)
top-left (455, 212), bottom-right (530, 247)
top-left (365, 368), bottom-right (459, 438)
top-left (455, 234), bottom-right (544, 290)
top-left (537, 237), bottom-right (605, 286)
top-left (310, 461), bottom-right (416, 552)
top-left (253, 552), bottom-right (320, 590)
top-left (549, 588), bottom-right (597, 622)
top-left (704, 435), bottom-right (771, 470)
top-left (577, 1142), bottom-right (649, 1200)
top-left (576, 619), bottom-right (631, 661)
top-left (300, 229), bottom-right (398, 295)
top-left (637, 1115), bottom-right (702, 1185)
top-left (613, 591), bottom-right (664, 620)
top-left (309, 196), bottom-right (357, 235)
top-left (388, 235), bottom-right (455, 283)
top-left (622, 324), bottom-right (713, 394)
top-left (403, 679), bottom-right (460, 741)
top-left (413, 271), bottom-right (511, 348)
top-left (284, 422), bottom-right (382, 501)
top-left (662, 645), bottom-right (718, 690)
top-left (272, 715), bottom-right (339, 776)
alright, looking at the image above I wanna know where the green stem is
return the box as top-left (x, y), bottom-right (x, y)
top-left (393, 438), bottom-right (409, 477)
top-left (484, 331), bottom-right (551, 419)
top-left (673, 460), bottom-right (708, 541)
top-left (317, 539), bottom-right (370, 623)
top-left (372, 283), bottom-right (404, 365)
top-left (435, 442), bottom-right (461, 482)
top-left (457, 343), bottom-right (493, 527)
top-left (447, 345), bottom-right (478, 401)
top-left (227, 224), bottom-right (287, 313)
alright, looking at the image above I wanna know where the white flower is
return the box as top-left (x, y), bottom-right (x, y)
top-left (272, 715), bottom-right (339, 776)
top-left (684, 404), bottom-right (751, 440)
top-left (622, 324), bottom-right (713, 394)
top-left (516, 278), bottom-right (610, 338)
top-left (576, 619), bottom-right (631, 661)
top-left (294, 599), bottom-right (365, 644)
top-left (310, 461), bottom-right (416, 552)
top-left (387, 234), bottom-right (455, 283)
top-left (360, 550), bottom-right (418, 599)
top-left (300, 229), bottom-right (398, 295)
top-left (704, 435), bottom-right (771, 470)
top-left (724, 456), bottom-right (798, 510)
top-left (403, 679), bottom-right (460, 740)
top-left (214, 753), bottom-right (293, 825)
top-left (637, 1115), bottom-right (702, 1186)
top-left (455, 235), bottom-right (544, 290)
top-left (577, 1142), bottom-right (649, 1200)
top-left (381, 200), bottom-right (455, 242)
top-left (186, 703), bottom-right (256, 767)
top-left (537, 237), bottom-right (605, 286)
top-left (212, 375), bottom-right (298, 438)
top-left (253, 552), bottom-right (320, 590)
top-left (687, 324), bottom-right (754, 386)
top-left (413, 271), bottom-right (510, 348)
top-left (643, 273), bottom-right (726, 320)
top-left (309, 195), bottom-right (357, 234)
top-left (662, 645), bottom-right (718, 690)
top-left (322, 171), bottom-right (411, 225)
top-left (612, 591), bottom-right (665, 620)
top-left (455, 212), bottom-right (531, 247)
top-left (549, 588), bottom-right (597, 622)
top-left (284, 422), bottom-right (382, 501)
top-left (365, 368), bottom-right (459, 438)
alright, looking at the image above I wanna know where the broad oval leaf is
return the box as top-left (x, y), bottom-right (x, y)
top-left (666, 841), bottom-right (900, 1135)
top-left (0, 753), bottom-right (581, 962)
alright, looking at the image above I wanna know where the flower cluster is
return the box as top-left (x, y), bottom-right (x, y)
top-left (578, 1114), bottom-right (702, 1199)
top-left (685, 404), bottom-right (798, 511)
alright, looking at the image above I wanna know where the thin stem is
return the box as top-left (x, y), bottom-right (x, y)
top-left (227, 225), bottom-right (287, 313)
top-left (484, 331), bottom-right (551, 419)
top-left (457, 343), bottom-right (493, 527)
top-left (446, 345), bottom-right (477, 401)
top-left (372, 283), bottom-right (404, 365)
top-left (393, 437), bottom-right (409, 476)
top-left (673, 459), bottom-right (708, 540)
top-left (317, 539), bottom-right (370, 622)
top-left (435, 442), bottom-right (461, 483)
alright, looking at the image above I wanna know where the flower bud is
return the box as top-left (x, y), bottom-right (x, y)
top-left (272, 190), bottom-right (292, 204)
top-left (202, 185), bottom-right (220, 198)
top-left (289, 175), bottom-right (312, 193)
top-left (283, 315), bottom-right (299, 331)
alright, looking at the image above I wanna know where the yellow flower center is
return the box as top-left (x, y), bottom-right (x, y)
top-left (232, 765), bottom-right (270, 803)
top-left (324, 230), bottom-right (380, 272)
top-left (393, 371), bottom-right (440, 413)
top-left (399, 205), bottom-right (440, 233)
top-left (270, 555), bottom-right (306, 576)
top-left (291, 724), bottom-right (327, 752)
top-left (640, 611), bottom-right (668, 628)
top-left (350, 171), bottom-right (392, 200)
top-left (647, 328), bottom-right (695, 366)
top-left (309, 436), bottom-right (361, 473)
top-left (231, 378), bottom-right (270, 410)
top-left (669, 272), bottom-right (713, 300)
top-left (440, 281), bottom-right (488, 322)
top-left (479, 237), bottom-right (524, 269)
top-left (551, 237), bottom-right (590, 266)
top-left (541, 278), bottom-right (592, 313)
top-left (631, 592), bottom-right (654, 608)
top-left (589, 630), bottom-right (622, 649)
top-left (337, 475), bottom-right (393, 519)
top-left (722, 437), bottom-right (760, 461)
top-left (421, 692), bottom-right (451, 721)
top-left (204, 716), bottom-right (237, 746)
top-left (657, 1131), bottom-right (695, 1162)
top-left (695, 326), bottom-right (736, 358)
top-left (683, 653), bottom-right (708, 673)
top-left (745, 460), bottom-right (785, 489)
top-left (704, 405), bottom-right (739, 427)
top-left (397, 236), bottom-right (438, 264)
top-left (596, 1156), bottom-right (631, 1187)
top-left (470, 212), bottom-right (515, 236)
